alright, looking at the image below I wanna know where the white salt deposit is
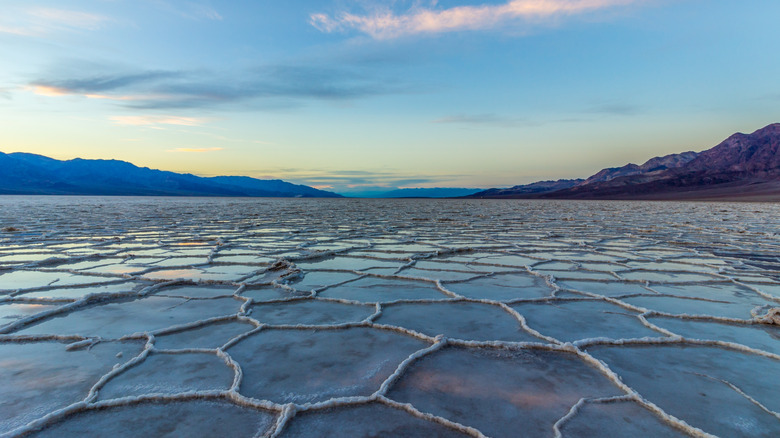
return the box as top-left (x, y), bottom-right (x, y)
top-left (0, 197), bottom-right (779, 437)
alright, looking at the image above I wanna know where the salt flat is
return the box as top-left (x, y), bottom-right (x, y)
top-left (0, 197), bottom-right (779, 437)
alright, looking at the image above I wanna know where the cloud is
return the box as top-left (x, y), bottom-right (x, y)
top-left (585, 102), bottom-right (641, 115)
top-left (110, 115), bottom-right (209, 127)
top-left (28, 64), bottom-right (411, 109)
top-left (0, 7), bottom-right (109, 36)
top-left (432, 113), bottom-right (532, 127)
top-left (245, 167), bottom-right (469, 193)
top-left (150, 1), bottom-right (223, 21)
top-left (167, 147), bottom-right (224, 153)
top-left (0, 24), bottom-right (35, 36)
top-left (28, 8), bottom-right (108, 30)
top-left (311, 0), bottom-right (640, 39)
top-left (31, 71), bottom-right (181, 94)
top-left (29, 84), bottom-right (170, 103)
top-left (433, 106), bottom-right (639, 127)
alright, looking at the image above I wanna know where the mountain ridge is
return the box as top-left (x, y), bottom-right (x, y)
top-left (469, 123), bottom-right (780, 201)
top-left (473, 179), bottom-right (584, 197)
top-left (579, 151), bottom-right (699, 186)
top-left (0, 152), bottom-right (341, 198)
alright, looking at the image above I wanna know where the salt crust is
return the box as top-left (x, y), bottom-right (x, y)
top-left (1, 198), bottom-right (779, 437)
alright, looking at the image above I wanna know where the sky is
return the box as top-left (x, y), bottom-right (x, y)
top-left (1, 0), bottom-right (779, 195)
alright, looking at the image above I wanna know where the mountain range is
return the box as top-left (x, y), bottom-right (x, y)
top-left (346, 187), bottom-right (483, 198)
top-left (471, 123), bottom-right (780, 201)
top-left (3, 123), bottom-right (778, 200)
top-left (0, 152), bottom-right (341, 197)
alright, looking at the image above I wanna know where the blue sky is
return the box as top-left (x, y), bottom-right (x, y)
top-left (1, 0), bottom-right (779, 194)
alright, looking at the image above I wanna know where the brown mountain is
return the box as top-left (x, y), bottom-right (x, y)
top-left (580, 151), bottom-right (699, 186)
top-left (471, 123), bottom-right (780, 201)
top-left (474, 179), bottom-right (584, 197)
top-left (684, 123), bottom-right (780, 175)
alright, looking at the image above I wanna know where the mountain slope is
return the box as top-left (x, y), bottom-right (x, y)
top-left (205, 176), bottom-right (333, 198)
top-left (0, 152), bottom-right (341, 197)
top-left (474, 179), bottom-right (583, 198)
top-left (471, 123), bottom-right (780, 200)
top-left (683, 123), bottom-right (780, 175)
top-left (580, 151), bottom-right (699, 186)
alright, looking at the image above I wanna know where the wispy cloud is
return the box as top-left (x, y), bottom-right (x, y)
top-left (0, 7), bottom-right (109, 36)
top-left (585, 102), bottom-right (641, 116)
top-left (31, 71), bottom-right (180, 94)
top-left (311, 0), bottom-right (640, 39)
top-left (29, 8), bottom-right (108, 30)
top-left (150, 1), bottom-right (223, 21)
top-left (29, 84), bottom-right (170, 103)
top-left (110, 115), bottom-right (209, 127)
top-left (434, 103), bottom-right (641, 127)
top-left (244, 167), bottom-right (470, 193)
top-left (433, 113), bottom-right (532, 127)
top-left (167, 147), bottom-right (224, 153)
top-left (0, 24), bottom-right (35, 36)
top-left (28, 63), bottom-right (411, 109)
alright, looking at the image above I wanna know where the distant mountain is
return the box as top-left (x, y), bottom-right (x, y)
top-left (470, 123), bottom-right (780, 201)
top-left (580, 151), bottom-right (699, 186)
top-left (364, 188), bottom-right (483, 198)
top-left (0, 152), bottom-right (341, 198)
top-left (474, 179), bottom-right (583, 197)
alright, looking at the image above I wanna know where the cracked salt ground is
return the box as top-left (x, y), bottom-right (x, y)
top-left (16, 282), bottom-right (150, 300)
top-left (250, 300), bottom-right (375, 325)
top-left (281, 402), bottom-right (471, 437)
top-left (153, 319), bottom-right (257, 350)
top-left (0, 270), bottom-right (119, 291)
top-left (443, 273), bottom-right (555, 301)
top-left (387, 347), bottom-right (624, 438)
top-left (31, 400), bottom-right (276, 438)
top-left (227, 327), bottom-right (429, 404)
top-left (555, 280), bottom-right (658, 297)
top-left (511, 300), bottom-right (660, 342)
top-left (12, 296), bottom-right (245, 339)
top-left (375, 302), bottom-right (543, 342)
top-left (96, 352), bottom-right (236, 400)
top-left (0, 198), bottom-right (779, 437)
top-left (0, 340), bottom-right (144, 433)
top-left (1, 303), bottom-right (61, 325)
top-left (316, 277), bottom-right (449, 302)
top-left (556, 399), bottom-right (688, 437)
top-left (283, 271), bottom-right (361, 292)
top-left (586, 345), bottom-right (780, 437)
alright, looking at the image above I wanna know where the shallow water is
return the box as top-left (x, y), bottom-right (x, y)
top-left (0, 197), bottom-right (779, 437)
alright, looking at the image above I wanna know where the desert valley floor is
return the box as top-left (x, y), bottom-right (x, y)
top-left (0, 197), bottom-right (779, 437)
